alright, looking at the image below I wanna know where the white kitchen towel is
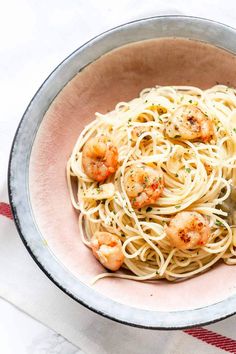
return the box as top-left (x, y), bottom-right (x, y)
top-left (1, 214), bottom-right (236, 354)
top-left (1, 1), bottom-right (236, 353)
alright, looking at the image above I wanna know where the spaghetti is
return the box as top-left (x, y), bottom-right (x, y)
top-left (67, 85), bottom-right (236, 282)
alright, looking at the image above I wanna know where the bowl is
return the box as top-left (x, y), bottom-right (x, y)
top-left (8, 15), bottom-right (236, 329)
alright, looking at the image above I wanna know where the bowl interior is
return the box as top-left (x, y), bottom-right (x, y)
top-left (29, 37), bottom-right (236, 313)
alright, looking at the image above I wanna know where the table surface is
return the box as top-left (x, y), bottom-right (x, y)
top-left (1, 1), bottom-right (236, 353)
top-left (0, 298), bottom-right (84, 354)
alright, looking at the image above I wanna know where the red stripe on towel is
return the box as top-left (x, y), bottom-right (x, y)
top-left (184, 327), bottom-right (236, 353)
top-left (0, 202), bottom-right (13, 220)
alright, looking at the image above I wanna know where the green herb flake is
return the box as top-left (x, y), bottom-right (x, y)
top-left (233, 128), bottom-right (236, 133)
top-left (185, 168), bottom-right (191, 173)
top-left (175, 205), bottom-right (181, 209)
top-left (215, 220), bottom-right (224, 227)
top-left (189, 99), bottom-right (192, 103)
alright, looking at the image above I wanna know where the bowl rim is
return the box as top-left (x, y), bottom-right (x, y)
top-left (8, 14), bottom-right (236, 329)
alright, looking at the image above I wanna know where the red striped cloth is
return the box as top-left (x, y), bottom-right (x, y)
top-left (184, 328), bottom-right (236, 353)
top-left (1, 201), bottom-right (236, 353)
top-left (0, 202), bottom-right (13, 220)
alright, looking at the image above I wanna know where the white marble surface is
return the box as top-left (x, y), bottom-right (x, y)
top-left (1, 1), bottom-right (236, 354)
top-left (0, 298), bottom-right (84, 354)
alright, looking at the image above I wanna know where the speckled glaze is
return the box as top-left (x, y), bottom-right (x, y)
top-left (8, 16), bottom-right (236, 329)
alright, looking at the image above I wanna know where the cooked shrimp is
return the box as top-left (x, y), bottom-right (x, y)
top-left (90, 231), bottom-right (124, 271)
top-left (82, 135), bottom-right (118, 182)
top-left (165, 211), bottom-right (210, 250)
top-left (125, 164), bottom-right (164, 208)
top-left (165, 105), bottom-right (214, 143)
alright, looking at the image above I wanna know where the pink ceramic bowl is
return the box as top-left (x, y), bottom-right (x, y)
top-left (8, 16), bottom-right (236, 328)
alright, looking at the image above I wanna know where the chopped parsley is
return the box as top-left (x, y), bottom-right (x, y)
top-left (215, 220), bottom-right (224, 227)
top-left (175, 205), bottom-right (181, 209)
top-left (189, 99), bottom-right (192, 103)
top-left (233, 128), bottom-right (236, 133)
top-left (185, 168), bottom-right (191, 173)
